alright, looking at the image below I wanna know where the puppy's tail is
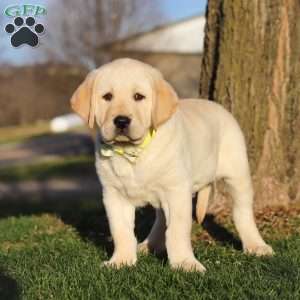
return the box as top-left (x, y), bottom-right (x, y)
top-left (196, 183), bottom-right (215, 224)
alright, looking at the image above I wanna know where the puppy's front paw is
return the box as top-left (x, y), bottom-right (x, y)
top-left (102, 256), bottom-right (137, 269)
top-left (171, 258), bottom-right (206, 273)
top-left (244, 243), bottom-right (274, 256)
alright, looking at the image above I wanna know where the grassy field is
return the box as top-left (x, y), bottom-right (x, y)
top-left (0, 127), bottom-right (299, 299)
top-left (0, 199), bottom-right (299, 300)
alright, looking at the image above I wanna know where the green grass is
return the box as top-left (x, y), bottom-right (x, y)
top-left (1, 127), bottom-right (299, 299)
top-left (0, 154), bottom-right (299, 299)
top-left (0, 156), bottom-right (95, 182)
top-left (0, 203), bottom-right (299, 300)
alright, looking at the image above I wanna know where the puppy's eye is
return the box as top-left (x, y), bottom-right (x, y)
top-left (134, 93), bottom-right (145, 101)
top-left (103, 92), bottom-right (113, 101)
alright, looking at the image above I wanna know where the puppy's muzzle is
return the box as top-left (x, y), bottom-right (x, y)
top-left (114, 115), bottom-right (131, 130)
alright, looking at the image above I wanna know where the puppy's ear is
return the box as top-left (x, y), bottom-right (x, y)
top-left (70, 70), bottom-right (98, 128)
top-left (152, 77), bottom-right (178, 129)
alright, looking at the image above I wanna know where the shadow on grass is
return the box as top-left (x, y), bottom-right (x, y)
top-left (0, 197), bottom-right (112, 255)
top-left (0, 197), bottom-right (157, 258)
top-left (0, 269), bottom-right (21, 300)
top-left (202, 214), bottom-right (242, 250)
top-left (0, 194), bottom-right (241, 258)
top-left (191, 194), bottom-right (242, 251)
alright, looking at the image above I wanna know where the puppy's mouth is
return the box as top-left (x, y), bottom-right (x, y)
top-left (115, 128), bottom-right (130, 138)
top-left (102, 131), bottom-right (144, 145)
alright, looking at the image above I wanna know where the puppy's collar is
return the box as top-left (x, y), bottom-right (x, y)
top-left (100, 129), bottom-right (156, 163)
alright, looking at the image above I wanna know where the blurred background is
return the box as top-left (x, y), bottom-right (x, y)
top-left (0, 0), bottom-right (206, 204)
top-left (0, 0), bottom-right (206, 126)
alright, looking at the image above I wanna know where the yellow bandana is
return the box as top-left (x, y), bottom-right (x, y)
top-left (100, 130), bottom-right (156, 163)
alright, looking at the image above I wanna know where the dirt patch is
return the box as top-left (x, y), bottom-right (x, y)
top-left (193, 203), bottom-right (300, 245)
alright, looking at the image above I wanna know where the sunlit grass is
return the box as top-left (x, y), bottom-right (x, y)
top-left (0, 205), bottom-right (299, 299)
top-left (0, 127), bottom-right (299, 299)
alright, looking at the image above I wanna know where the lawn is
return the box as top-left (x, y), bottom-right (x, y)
top-left (0, 199), bottom-right (299, 300)
top-left (0, 127), bottom-right (299, 299)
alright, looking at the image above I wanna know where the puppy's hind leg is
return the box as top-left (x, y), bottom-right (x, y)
top-left (225, 174), bottom-right (274, 256)
top-left (138, 208), bottom-right (166, 255)
top-left (218, 121), bottom-right (273, 256)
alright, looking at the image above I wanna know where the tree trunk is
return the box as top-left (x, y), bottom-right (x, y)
top-left (200, 0), bottom-right (300, 208)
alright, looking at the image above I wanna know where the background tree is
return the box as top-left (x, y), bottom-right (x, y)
top-left (44, 0), bottom-right (98, 69)
top-left (199, 0), bottom-right (300, 208)
top-left (45, 0), bottom-right (165, 69)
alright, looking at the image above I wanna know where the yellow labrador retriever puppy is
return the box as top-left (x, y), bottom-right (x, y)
top-left (71, 58), bottom-right (273, 272)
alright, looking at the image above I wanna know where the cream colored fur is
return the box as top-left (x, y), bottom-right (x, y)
top-left (71, 58), bottom-right (273, 273)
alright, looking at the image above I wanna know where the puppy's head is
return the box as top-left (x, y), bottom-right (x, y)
top-left (71, 58), bottom-right (178, 144)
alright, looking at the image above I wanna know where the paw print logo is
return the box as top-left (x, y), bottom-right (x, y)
top-left (5, 16), bottom-right (45, 47)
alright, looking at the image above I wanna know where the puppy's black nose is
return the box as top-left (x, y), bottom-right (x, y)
top-left (114, 115), bottom-right (131, 129)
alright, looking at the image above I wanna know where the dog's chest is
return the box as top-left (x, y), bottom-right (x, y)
top-left (105, 156), bottom-right (160, 207)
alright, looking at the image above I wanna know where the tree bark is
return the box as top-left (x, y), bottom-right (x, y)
top-left (200, 0), bottom-right (300, 208)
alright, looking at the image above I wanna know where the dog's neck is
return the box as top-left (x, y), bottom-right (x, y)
top-left (99, 129), bottom-right (156, 163)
